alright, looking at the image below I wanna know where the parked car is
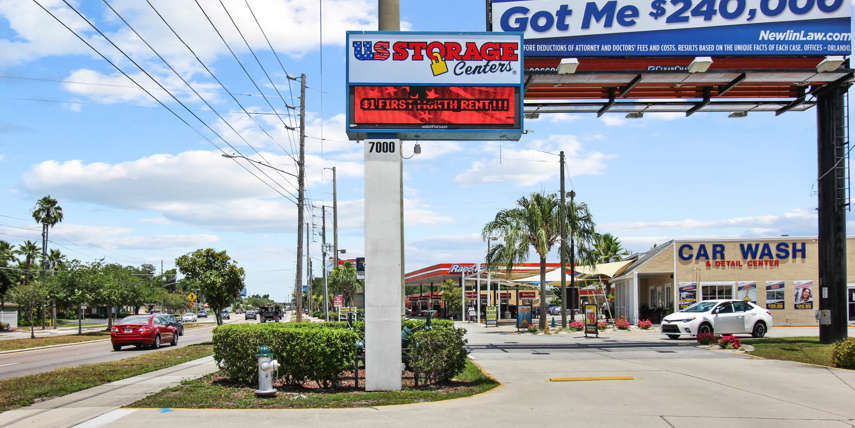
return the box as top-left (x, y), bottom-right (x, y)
top-left (197, 309), bottom-right (207, 318)
top-left (548, 305), bottom-right (561, 315)
top-left (661, 300), bottom-right (774, 340)
top-left (221, 310), bottom-right (230, 320)
top-left (245, 310), bottom-right (257, 320)
top-left (160, 313), bottom-right (184, 336)
top-left (111, 314), bottom-right (178, 351)
top-left (182, 312), bottom-right (197, 323)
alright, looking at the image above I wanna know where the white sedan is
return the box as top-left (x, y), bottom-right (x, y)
top-left (661, 300), bottom-right (774, 339)
top-left (182, 312), bottom-right (197, 323)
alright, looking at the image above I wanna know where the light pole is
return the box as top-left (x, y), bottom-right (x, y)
top-left (486, 236), bottom-right (497, 318)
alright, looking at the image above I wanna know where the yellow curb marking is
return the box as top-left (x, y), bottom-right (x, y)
top-left (549, 376), bottom-right (634, 382)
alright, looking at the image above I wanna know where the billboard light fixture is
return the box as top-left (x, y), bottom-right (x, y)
top-left (524, 112), bottom-right (540, 119)
top-left (728, 111), bottom-right (748, 118)
top-left (688, 57), bottom-right (713, 73)
top-left (816, 56), bottom-right (845, 73)
top-left (625, 112), bottom-right (643, 119)
top-left (557, 58), bottom-right (580, 75)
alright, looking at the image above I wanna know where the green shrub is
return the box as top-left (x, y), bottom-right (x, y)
top-left (213, 323), bottom-right (359, 388)
top-left (408, 327), bottom-right (468, 385)
top-left (832, 338), bottom-right (855, 369)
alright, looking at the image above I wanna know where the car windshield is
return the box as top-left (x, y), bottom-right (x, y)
top-left (183, 313), bottom-right (194, 317)
top-left (681, 301), bottom-right (718, 313)
top-left (119, 315), bottom-right (151, 325)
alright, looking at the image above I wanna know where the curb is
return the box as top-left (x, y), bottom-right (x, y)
top-left (0, 338), bottom-right (109, 354)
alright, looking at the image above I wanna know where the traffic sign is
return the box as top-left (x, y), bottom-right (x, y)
top-left (187, 292), bottom-right (197, 302)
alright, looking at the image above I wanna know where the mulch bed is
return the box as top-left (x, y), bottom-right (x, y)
top-left (209, 369), bottom-right (470, 393)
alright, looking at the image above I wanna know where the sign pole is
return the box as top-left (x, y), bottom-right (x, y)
top-left (364, 138), bottom-right (403, 391)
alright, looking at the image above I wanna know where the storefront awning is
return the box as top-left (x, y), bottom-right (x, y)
top-left (514, 260), bottom-right (633, 285)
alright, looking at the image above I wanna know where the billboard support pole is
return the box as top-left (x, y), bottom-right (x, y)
top-left (364, 138), bottom-right (403, 391)
top-left (817, 80), bottom-right (850, 344)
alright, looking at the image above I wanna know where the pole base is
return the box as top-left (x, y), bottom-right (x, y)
top-left (254, 389), bottom-right (277, 397)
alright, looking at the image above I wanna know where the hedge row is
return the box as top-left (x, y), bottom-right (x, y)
top-left (409, 327), bottom-right (468, 385)
top-left (271, 319), bottom-right (454, 338)
top-left (213, 323), bottom-right (359, 387)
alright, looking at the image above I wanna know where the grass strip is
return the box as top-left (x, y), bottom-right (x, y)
top-left (130, 358), bottom-right (498, 409)
top-left (743, 336), bottom-right (835, 367)
top-left (0, 343), bottom-right (213, 412)
top-left (0, 332), bottom-right (110, 352)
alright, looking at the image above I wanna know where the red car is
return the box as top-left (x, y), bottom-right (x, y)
top-left (111, 314), bottom-right (178, 351)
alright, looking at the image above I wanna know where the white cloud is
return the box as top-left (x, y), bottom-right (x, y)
top-left (62, 68), bottom-right (220, 106)
top-left (0, 154), bottom-right (4, 162)
top-left (404, 141), bottom-right (462, 160)
top-left (454, 135), bottom-right (612, 187)
top-left (0, 222), bottom-right (215, 251)
top-left (600, 116), bottom-right (626, 127)
top-left (0, 0), bottom-right (377, 68)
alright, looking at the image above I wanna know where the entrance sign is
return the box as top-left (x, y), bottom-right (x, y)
top-left (584, 304), bottom-right (598, 337)
top-left (346, 31), bottom-right (524, 141)
top-left (490, 0), bottom-right (850, 57)
top-left (486, 305), bottom-right (498, 327)
top-left (364, 138), bottom-right (402, 391)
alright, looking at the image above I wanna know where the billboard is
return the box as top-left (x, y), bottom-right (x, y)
top-left (346, 31), bottom-right (524, 141)
top-left (489, 0), bottom-right (850, 57)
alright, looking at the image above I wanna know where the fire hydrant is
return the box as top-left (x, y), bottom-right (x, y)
top-left (254, 345), bottom-right (280, 397)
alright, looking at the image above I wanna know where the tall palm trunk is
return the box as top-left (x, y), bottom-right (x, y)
top-left (539, 256), bottom-right (547, 330)
top-left (78, 305), bottom-right (83, 335)
top-left (29, 307), bottom-right (35, 339)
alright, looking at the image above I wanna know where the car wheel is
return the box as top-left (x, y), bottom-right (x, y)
top-left (171, 333), bottom-right (178, 346)
top-left (153, 334), bottom-right (161, 349)
top-left (667, 334), bottom-right (680, 340)
top-left (112, 344), bottom-right (122, 351)
top-left (698, 323), bottom-right (713, 336)
top-left (752, 321), bottom-right (767, 338)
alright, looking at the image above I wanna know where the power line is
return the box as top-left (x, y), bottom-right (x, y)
top-left (193, 0), bottom-right (301, 164)
top-left (144, 0), bottom-right (300, 167)
top-left (102, 0), bottom-right (299, 198)
top-left (34, 0), bottom-right (297, 206)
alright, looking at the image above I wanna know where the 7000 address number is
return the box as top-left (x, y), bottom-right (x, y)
top-left (368, 141), bottom-right (396, 154)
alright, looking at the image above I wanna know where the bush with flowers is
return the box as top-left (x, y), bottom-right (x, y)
top-left (615, 318), bottom-right (631, 330)
top-left (569, 320), bottom-right (584, 331)
top-left (597, 321), bottom-right (608, 331)
top-left (696, 331), bottom-right (717, 345)
top-left (637, 319), bottom-right (653, 330)
top-left (718, 334), bottom-right (741, 349)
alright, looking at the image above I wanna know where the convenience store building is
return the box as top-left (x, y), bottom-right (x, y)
top-left (611, 237), bottom-right (855, 326)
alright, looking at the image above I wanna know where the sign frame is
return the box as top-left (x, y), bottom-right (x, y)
top-left (584, 304), bottom-right (599, 337)
top-left (346, 31), bottom-right (525, 141)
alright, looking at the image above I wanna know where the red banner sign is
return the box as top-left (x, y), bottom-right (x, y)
top-left (519, 291), bottom-right (536, 299)
top-left (465, 291), bottom-right (477, 298)
top-left (333, 295), bottom-right (343, 307)
top-left (351, 85), bottom-right (518, 128)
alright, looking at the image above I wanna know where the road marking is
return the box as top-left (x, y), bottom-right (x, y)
top-left (0, 363), bottom-right (18, 367)
top-left (549, 376), bottom-right (634, 382)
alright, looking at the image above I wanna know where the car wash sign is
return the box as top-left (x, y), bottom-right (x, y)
top-left (677, 241), bottom-right (807, 268)
top-left (346, 31), bottom-right (524, 141)
top-left (489, 0), bottom-right (850, 57)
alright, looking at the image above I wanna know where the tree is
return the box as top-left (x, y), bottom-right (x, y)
top-left (328, 262), bottom-right (360, 307)
top-left (16, 241), bottom-right (40, 285)
top-left (483, 192), bottom-right (560, 330)
top-left (32, 195), bottom-right (63, 329)
top-left (439, 279), bottom-right (461, 319)
top-left (0, 240), bottom-right (18, 311)
top-left (591, 233), bottom-right (629, 263)
top-left (8, 281), bottom-right (47, 339)
top-left (175, 249), bottom-right (245, 325)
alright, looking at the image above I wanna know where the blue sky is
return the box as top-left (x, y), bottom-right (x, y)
top-left (0, 0), bottom-right (849, 301)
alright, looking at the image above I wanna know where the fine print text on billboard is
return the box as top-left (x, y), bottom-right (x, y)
top-left (490, 0), bottom-right (850, 56)
top-left (346, 31), bottom-right (524, 141)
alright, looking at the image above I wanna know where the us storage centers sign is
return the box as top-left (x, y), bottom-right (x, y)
top-left (490, 0), bottom-right (850, 56)
top-left (346, 32), bottom-right (524, 141)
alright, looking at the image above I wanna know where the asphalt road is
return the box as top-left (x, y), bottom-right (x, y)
top-left (0, 314), bottom-right (258, 380)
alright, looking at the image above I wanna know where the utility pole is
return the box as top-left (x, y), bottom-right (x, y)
top-left (295, 73), bottom-right (306, 322)
top-left (307, 221), bottom-right (312, 314)
top-left (322, 205), bottom-right (329, 321)
top-left (332, 166), bottom-right (339, 267)
top-left (569, 190), bottom-right (577, 322)
top-left (559, 151), bottom-right (568, 328)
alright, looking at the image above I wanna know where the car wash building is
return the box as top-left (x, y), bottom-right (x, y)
top-left (612, 237), bottom-right (855, 326)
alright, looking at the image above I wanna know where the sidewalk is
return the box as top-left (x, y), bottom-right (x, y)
top-left (0, 356), bottom-right (218, 428)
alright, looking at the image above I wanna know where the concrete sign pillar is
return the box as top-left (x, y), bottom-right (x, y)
top-left (364, 138), bottom-right (403, 391)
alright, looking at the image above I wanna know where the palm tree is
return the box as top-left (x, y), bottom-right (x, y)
top-left (483, 192), bottom-right (560, 330)
top-left (33, 195), bottom-right (63, 329)
top-left (16, 241), bottom-right (40, 285)
top-left (592, 233), bottom-right (629, 263)
top-left (562, 197), bottom-right (598, 321)
top-left (47, 249), bottom-right (66, 273)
